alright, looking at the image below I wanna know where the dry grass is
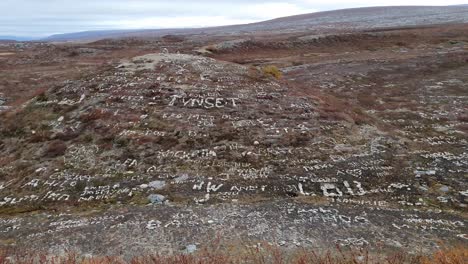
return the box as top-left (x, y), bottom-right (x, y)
top-left (262, 65), bottom-right (282, 79)
top-left (0, 244), bottom-right (466, 264)
top-left (419, 246), bottom-right (468, 264)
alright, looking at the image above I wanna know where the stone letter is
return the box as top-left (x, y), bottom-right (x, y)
top-left (169, 95), bottom-right (181, 106)
top-left (320, 183), bottom-right (343, 197)
top-left (215, 98), bottom-right (225, 108)
top-left (205, 97), bottom-right (215, 108)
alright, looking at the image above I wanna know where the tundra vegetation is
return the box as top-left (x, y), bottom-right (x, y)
top-left (0, 7), bottom-right (467, 262)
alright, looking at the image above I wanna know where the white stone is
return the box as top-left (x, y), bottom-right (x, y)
top-left (148, 180), bottom-right (166, 190)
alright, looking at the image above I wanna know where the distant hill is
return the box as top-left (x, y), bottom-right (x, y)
top-left (229, 5), bottom-right (468, 33)
top-left (43, 5), bottom-right (468, 42)
top-left (0, 36), bottom-right (35, 41)
top-left (42, 29), bottom-right (184, 42)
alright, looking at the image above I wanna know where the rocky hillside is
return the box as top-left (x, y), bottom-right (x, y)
top-left (0, 22), bottom-right (467, 258)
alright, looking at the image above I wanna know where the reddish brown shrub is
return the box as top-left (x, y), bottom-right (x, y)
top-left (43, 140), bottom-right (67, 158)
top-left (79, 109), bottom-right (111, 123)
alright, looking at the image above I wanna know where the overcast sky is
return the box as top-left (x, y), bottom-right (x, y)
top-left (1, 0), bottom-right (467, 37)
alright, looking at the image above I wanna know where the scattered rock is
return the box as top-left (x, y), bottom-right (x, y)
top-left (174, 174), bottom-right (189, 183)
top-left (439, 185), bottom-right (450, 193)
top-left (185, 244), bottom-right (197, 254)
top-left (148, 194), bottom-right (166, 204)
top-left (148, 180), bottom-right (166, 190)
top-left (437, 196), bottom-right (449, 203)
